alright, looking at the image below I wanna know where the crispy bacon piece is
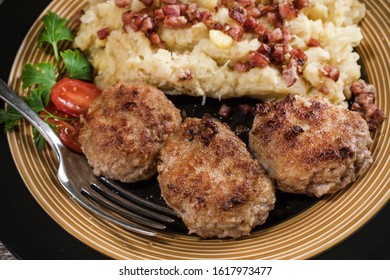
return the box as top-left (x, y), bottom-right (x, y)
top-left (186, 3), bottom-right (202, 22)
top-left (350, 80), bottom-right (384, 131)
top-left (200, 10), bottom-right (214, 28)
top-left (247, 6), bottom-right (261, 18)
top-left (229, 7), bottom-right (247, 25)
top-left (161, 0), bottom-right (178, 4)
top-left (162, 5), bottom-right (181, 16)
top-left (243, 16), bottom-right (257, 32)
top-left (97, 27), bottom-right (110, 40)
top-left (154, 8), bottom-right (165, 20)
top-left (293, 0), bottom-right (310, 10)
top-left (139, 0), bottom-right (154, 7)
top-left (278, 3), bottom-right (299, 20)
top-left (248, 51), bottom-right (269, 68)
top-left (239, 104), bottom-right (254, 115)
top-left (259, 3), bottom-right (278, 14)
top-left (282, 59), bottom-right (300, 87)
top-left (164, 15), bottom-right (188, 28)
top-left (234, 61), bottom-right (251, 72)
top-left (254, 22), bottom-right (268, 41)
top-left (270, 44), bottom-right (285, 65)
top-left (218, 104), bottom-right (233, 118)
top-left (267, 12), bottom-right (282, 27)
top-left (307, 37), bottom-right (321, 47)
top-left (318, 85), bottom-right (329, 95)
top-left (268, 27), bottom-right (284, 43)
top-left (227, 25), bottom-right (245, 41)
top-left (320, 64), bottom-right (340, 82)
top-left (140, 16), bottom-right (156, 33)
top-left (122, 11), bottom-right (145, 32)
top-left (258, 43), bottom-right (272, 57)
top-left (290, 47), bottom-right (307, 65)
top-left (114, 0), bottom-right (131, 8)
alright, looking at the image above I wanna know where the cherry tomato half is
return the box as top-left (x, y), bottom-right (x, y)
top-left (42, 102), bottom-right (83, 153)
top-left (50, 77), bottom-right (101, 118)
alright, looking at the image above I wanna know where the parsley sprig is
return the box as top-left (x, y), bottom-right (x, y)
top-left (0, 11), bottom-right (92, 150)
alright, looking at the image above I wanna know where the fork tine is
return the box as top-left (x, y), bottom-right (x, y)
top-left (100, 177), bottom-right (177, 216)
top-left (70, 189), bottom-right (158, 236)
top-left (82, 183), bottom-right (167, 230)
top-left (89, 179), bottom-right (174, 223)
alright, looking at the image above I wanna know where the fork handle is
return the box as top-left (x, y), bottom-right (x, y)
top-left (0, 79), bottom-right (64, 159)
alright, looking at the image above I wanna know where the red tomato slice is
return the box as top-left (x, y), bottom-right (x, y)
top-left (50, 77), bottom-right (101, 118)
top-left (42, 101), bottom-right (83, 153)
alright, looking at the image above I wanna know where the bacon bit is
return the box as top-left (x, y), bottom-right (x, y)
top-left (239, 104), bottom-right (253, 115)
top-left (308, 37), bottom-right (321, 47)
top-left (248, 51), bottom-right (270, 68)
top-left (254, 23), bottom-right (268, 41)
top-left (320, 64), bottom-right (340, 82)
top-left (278, 3), bottom-right (299, 20)
top-left (229, 7), bottom-right (247, 25)
top-left (234, 61), bottom-right (251, 72)
top-left (290, 47), bottom-right (307, 66)
top-left (243, 16), bottom-right (257, 32)
top-left (154, 8), bottom-right (165, 20)
top-left (318, 85), bottom-right (329, 95)
top-left (149, 32), bottom-right (161, 44)
top-left (186, 4), bottom-right (202, 22)
top-left (293, 0), bottom-right (310, 10)
top-left (218, 104), bottom-right (232, 118)
top-left (270, 44), bottom-right (285, 65)
top-left (247, 6), bottom-right (261, 18)
top-left (164, 15), bottom-right (188, 28)
top-left (259, 3), bottom-right (278, 14)
top-left (140, 17), bottom-right (156, 33)
top-left (267, 12), bottom-right (282, 27)
top-left (122, 11), bottom-right (145, 32)
top-left (201, 11), bottom-right (214, 28)
top-left (177, 69), bottom-right (193, 81)
top-left (282, 27), bottom-right (291, 44)
top-left (162, 5), bottom-right (181, 16)
top-left (282, 59), bottom-right (300, 87)
top-left (139, 0), bottom-right (154, 7)
top-left (114, 0), bottom-right (131, 8)
top-left (161, 0), bottom-right (178, 4)
top-left (258, 43), bottom-right (272, 57)
top-left (237, 0), bottom-right (253, 7)
top-left (97, 27), bottom-right (110, 40)
top-left (350, 80), bottom-right (384, 131)
top-left (268, 27), bottom-right (284, 43)
top-left (227, 25), bottom-right (245, 41)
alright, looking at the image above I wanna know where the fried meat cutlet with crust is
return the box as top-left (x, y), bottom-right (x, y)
top-left (158, 116), bottom-right (276, 239)
top-left (249, 94), bottom-right (373, 198)
top-left (79, 81), bottom-right (182, 183)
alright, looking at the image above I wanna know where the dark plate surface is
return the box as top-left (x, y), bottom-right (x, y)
top-left (0, 0), bottom-right (389, 259)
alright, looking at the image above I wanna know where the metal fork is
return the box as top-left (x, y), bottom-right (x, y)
top-left (0, 79), bottom-right (176, 236)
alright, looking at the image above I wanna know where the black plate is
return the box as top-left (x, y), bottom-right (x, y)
top-left (0, 0), bottom-right (389, 259)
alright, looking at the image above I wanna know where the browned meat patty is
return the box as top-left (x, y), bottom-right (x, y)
top-left (249, 94), bottom-right (373, 197)
top-left (79, 81), bottom-right (182, 183)
top-left (157, 116), bottom-right (275, 239)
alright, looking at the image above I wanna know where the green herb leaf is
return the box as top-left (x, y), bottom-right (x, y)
top-left (22, 62), bottom-right (56, 106)
top-left (0, 106), bottom-right (23, 132)
top-left (61, 49), bottom-right (93, 81)
top-left (32, 123), bottom-right (58, 151)
top-left (38, 11), bottom-right (74, 70)
top-left (32, 127), bottom-right (46, 151)
top-left (26, 90), bottom-right (45, 113)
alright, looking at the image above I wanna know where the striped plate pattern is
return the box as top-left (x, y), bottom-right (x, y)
top-left (6, 0), bottom-right (390, 259)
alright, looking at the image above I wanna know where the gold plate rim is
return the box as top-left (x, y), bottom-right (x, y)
top-left (6, 0), bottom-right (390, 259)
